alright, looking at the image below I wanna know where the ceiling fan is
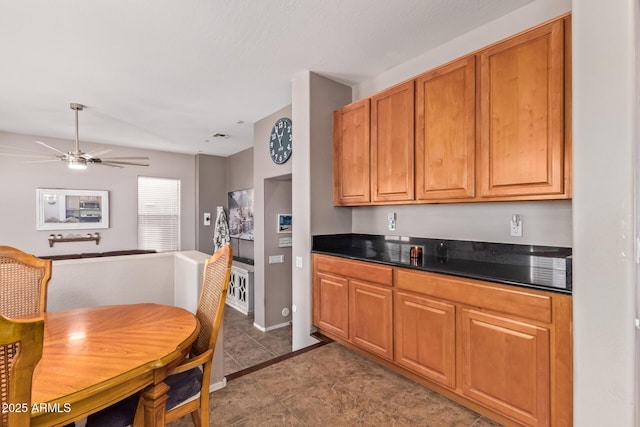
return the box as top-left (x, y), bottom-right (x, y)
top-left (0, 103), bottom-right (149, 169)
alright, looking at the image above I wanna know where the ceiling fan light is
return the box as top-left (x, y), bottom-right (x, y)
top-left (68, 158), bottom-right (87, 170)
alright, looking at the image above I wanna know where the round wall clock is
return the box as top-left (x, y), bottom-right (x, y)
top-left (269, 117), bottom-right (292, 164)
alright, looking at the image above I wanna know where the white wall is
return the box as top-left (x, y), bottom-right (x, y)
top-left (0, 131), bottom-right (197, 256)
top-left (573, 0), bottom-right (638, 425)
top-left (47, 252), bottom-right (175, 310)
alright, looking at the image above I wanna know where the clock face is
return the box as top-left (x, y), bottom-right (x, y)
top-left (269, 118), bottom-right (292, 164)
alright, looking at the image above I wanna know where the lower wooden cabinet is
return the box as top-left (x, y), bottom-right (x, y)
top-left (350, 280), bottom-right (393, 360)
top-left (461, 309), bottom-right (550, 427)
top-left (313, 271), bottom-right (349, 339)
top-left (312, 254), bottom-right (572, 427)
top-left (395, 292), bottom-right (456, 389)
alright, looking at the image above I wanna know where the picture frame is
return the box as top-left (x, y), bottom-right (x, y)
top-left (277, 214), bottom-right (292, 234)
top-left (36, 188), bottom-right (109, 230)
top-left (228, 189), bottom-right (254, 240)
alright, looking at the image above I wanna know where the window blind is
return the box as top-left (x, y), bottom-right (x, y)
top-left (138, 176), bottom-right (181, 252)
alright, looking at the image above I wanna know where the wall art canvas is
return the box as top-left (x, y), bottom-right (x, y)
top-left (228, 188), bottom-right (254, 240)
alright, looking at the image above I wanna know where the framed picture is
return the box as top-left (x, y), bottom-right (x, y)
top-left (277, 214), bottom-right (292, 233)
top-left (36, 188), bottom-right (109, 230)
top-left (228, 189), bottom-right (254, 240)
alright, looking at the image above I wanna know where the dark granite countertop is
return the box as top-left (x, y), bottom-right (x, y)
top-left (312, 234), bottom-right (572, 294)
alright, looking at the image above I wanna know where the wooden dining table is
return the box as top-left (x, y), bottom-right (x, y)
top-left (30, 303), bottom-right (200, 427)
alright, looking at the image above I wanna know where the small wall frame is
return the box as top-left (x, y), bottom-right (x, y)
top-left (277, 214), bottom-right (292, 233)
top-left (36, 188), bottom-right (109, 230)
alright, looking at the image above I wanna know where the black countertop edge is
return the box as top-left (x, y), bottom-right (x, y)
top-left (312, 234), bottom-right (572, 295)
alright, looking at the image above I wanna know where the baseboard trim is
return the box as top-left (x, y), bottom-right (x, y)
top-left (224, 332), bottom-right (333, 382)
top-left (252, 321), bottom-right (291, 332)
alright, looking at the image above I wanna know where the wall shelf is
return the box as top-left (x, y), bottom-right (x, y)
top-left (48, 234), bottom-right (100, 247)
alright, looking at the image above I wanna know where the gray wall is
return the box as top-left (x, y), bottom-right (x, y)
top-left (0, 131), bottom-right (197, 256)
top-left (264, 177), bottom-right (292, 327)
top-left (291, 72), bottom-right (353, 350)
top-left (353, 201), bottom-right (571, 247)
top-left (253, 105), bottom-right (293, 329)
top-left (226, 147), bottom-right (255, 260)
top-left (196, 154), bottom-right (227, 254)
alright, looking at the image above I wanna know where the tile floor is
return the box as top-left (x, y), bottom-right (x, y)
top-left (169, 338), bottom-right (505, 426)
top-left (223, 307), bottom-right (293, 376)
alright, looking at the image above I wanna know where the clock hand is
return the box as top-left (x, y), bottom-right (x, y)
top-left (277, 128), bottom-right (283, 148)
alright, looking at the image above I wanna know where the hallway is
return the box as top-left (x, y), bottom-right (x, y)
top-left (223, 307), bottom-right (292, 376)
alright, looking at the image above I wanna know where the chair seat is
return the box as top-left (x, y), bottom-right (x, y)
top-left (85, 367), bottom-right (202, 426)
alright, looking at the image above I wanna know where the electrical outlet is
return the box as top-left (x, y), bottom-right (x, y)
top-left (388, 212), bottom-right (396, 231)
top-left (510, 214), bottom-right (522, 237)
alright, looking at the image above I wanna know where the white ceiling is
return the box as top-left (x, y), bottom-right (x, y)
top-left (0, 0), bottom-right (533, 157)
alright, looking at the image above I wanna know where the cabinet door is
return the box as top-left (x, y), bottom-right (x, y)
top-left (415, 56), bottom-right (476, 201)
top-left (478, 19), bottom-right (566, 199)
top-left (349, 279), bottom-right (393, 360)
top-left (395, 292), bottom-right (456, 389)
top-left (370, 81), bottom-right (415, 202)
top-left (461, 309), bottom-right (550, 427)
top-left (333, 99), bottom-right (371, 205)
top-left (313, 272), bottom-right (349, 339)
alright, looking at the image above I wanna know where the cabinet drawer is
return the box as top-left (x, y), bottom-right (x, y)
top-left (396, 269), bottom-right (552, 323)
top-left (315, 255), bottom-right (393, 287)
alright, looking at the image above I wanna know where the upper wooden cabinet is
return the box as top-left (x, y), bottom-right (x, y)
top-left (370, 80), bottom-right (415, 203)
top-left (478, 19), bottom-right (568, 199)
top-left (415, 56), bottom-right (476, 201)
top-left (333, 14), bottom-right (571, 206)
top-left (333, 98), bottom-right (371, 205)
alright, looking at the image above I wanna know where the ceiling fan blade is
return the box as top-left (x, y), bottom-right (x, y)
top-left (97, 159), bottom-right (149, 166)
top-left (0, 152), bottom-right (60, 159)
top-left (25, 158), bottom-right (64, 164)
top-left (0, 144), bottom-right (57, 156)
top-left (100, 156), bottom-right (150, 161)
top-left (91, 161), bottom-right (124, 168)
top-left (98, 158), bottom-right (149, 166)
top-left (35, 140), bottom-right (69, 156)
top-left (84, 147), bottom-right (112, 158)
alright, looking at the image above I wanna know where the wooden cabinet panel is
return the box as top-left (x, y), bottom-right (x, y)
top-left (349, 280), bottom-right (393, 360)
top-left (395, 292), bottom-right (456, 389)
top-left (478, 19), bottom-right (566, 198)
top-left (315, 255), bottom-right (392, 287)
top-left (333, 99), bottom-right (371, 205)
top-left (415, 56), bottom-right (476, 201)
top-left (370, 81), bottom-right (415, 202)
top-left (313, 271), bottom-right (349, 339)
top-left (461, 308), bottom-right (550, 426)
top-left (396, 268), bottom-right (552, 324)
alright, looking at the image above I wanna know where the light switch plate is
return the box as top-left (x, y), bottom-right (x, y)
top-left (203, 213), bottom-right (211, 226)
top-left (268, 255), bottom-right (284, 264)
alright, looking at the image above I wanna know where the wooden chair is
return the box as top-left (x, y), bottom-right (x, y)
top-left (87, 244), bottom-right (233, 427)
top-left (0, 246), bottom-right (52, 317)
top-left (162, 243), bottom-right (233, 426)
top-left (0, 313), bottom-right (45, 427)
